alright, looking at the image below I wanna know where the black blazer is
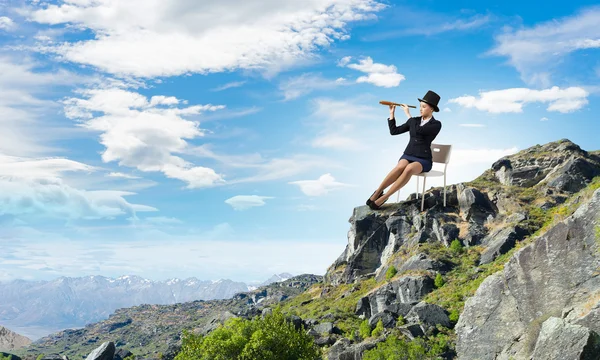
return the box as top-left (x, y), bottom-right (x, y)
top-left (388, 116), bottom-right (442, 161)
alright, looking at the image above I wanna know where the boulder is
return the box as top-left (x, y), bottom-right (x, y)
top-left (85, 342), bottom-right (115, 360)
top-left (532, 317), bottom-right (600, 360)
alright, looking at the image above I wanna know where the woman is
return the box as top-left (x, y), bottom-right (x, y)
top-left (366, 90), bottom-right (442, 210)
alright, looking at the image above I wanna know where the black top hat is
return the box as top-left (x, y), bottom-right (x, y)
top-left (418, 90), bottom-right (441, 112)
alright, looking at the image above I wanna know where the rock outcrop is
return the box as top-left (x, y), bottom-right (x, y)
top-left (455, 188), bottom-right (600, 359)
top-left (325, 139), bottom-right (600, 286)
top-left (0, 326), bottom-right (31, 352)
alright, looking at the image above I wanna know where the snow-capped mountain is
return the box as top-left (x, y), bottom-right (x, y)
top-left (0, 273), bottom-right (290, 340)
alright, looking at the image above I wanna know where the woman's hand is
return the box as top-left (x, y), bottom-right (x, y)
top-left (400, 104), bottom-right (411, 118)
top-left (389, 104), bottom-right (396, 118)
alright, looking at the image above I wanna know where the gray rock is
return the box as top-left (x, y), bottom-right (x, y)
top-left (313, 322), bottom-right (334, 335)
top-left (457, 185), bottom-right (497, 223)
top-left (405, 302), bottom-right (451, 330)
top-left (115, 349), bottom-right (132, 360)
top-left (315, 336), bottom-right (337, 346)
top-left (397, 253), bottom-right (450, 274)
top-left (479, 225), bottom-right (528, 264)
top-left (398, 323), bottom-right (425, 340)
top-left (200, 311), bottom-right (237, 335)
top-left (455, 188), bottom-right (600, 360)
top-left (85, 342), bottom-right (115, 360)
top-left (306, 328), bottom-right (319, 339)
top-left (545, 157), bottom-right (600, 193)
top-left (532, 317), bottom-right (600, 360)
top-left (355, 276), bottom-right (432, 319)
top-left (326, 337), bottom-right (385, 360)
top-left (288, 315), bottom-right (304, 331)
top-left (368, 311), bottom-right (396, 329)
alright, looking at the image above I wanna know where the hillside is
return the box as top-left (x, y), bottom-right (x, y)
top-left (12, 139), bottom-right (600, 360)
top-left (0, 326), bottom-right (31, 352)
top-left (14, 275), bottom-right (321, 359)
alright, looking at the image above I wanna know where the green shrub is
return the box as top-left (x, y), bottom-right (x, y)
top-left (174, 308), bottom-right (320, 360)
top-left (386, 266), bottom-right (398, 281)
top-left (397, 315), bottom-right (405, 326)
top-left (449, 309), bottom-right (460, 323)
top-left (360, 319), bottom-right (372, 339)
top-left (363, 333), bottom-right (451, 360)
top-left (450, 239), bottom-right (463, 253)
top-left (371, 319), bottom-right (384, 337)
top-left (434, 273), bottom-right (445, 288)
top-left (362, 336), bottom-right (427, 360)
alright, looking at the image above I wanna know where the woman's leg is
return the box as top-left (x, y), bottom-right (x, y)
top-left (375, 162), bottom-right (423, 206)
top-left (369, 159), bottom-right (409, 202)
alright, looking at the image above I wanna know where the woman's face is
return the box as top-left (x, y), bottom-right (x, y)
top-left (420, 102), bottom-right (433, 117)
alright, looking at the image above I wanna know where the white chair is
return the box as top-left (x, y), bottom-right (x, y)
top-left (396, 144), bottom-right (452, 211)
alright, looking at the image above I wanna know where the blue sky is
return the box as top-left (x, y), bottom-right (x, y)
top-left (0, 0), bottom-right (598, 283)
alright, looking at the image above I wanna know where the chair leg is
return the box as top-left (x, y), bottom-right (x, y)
top-left (416, 177), bottom-right (419, 199)
top-left (421, 175), bottom-right (426, 211)
top-left (443, 172), bottom-right (447, 207)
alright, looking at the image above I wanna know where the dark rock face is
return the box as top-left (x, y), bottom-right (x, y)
top-left (368, 311), bottom-right (396, 329)
top-left (479, 225), bottom-right (528, 265)
top-left (455, 188), bottom-right (600, 360)
top-left (355, 276), bottom-right (433, 320)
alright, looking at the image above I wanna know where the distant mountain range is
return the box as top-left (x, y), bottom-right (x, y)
top-left (0, 273), bottom-right (293, 340)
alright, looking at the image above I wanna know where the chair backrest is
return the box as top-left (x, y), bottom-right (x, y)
top-left (431, 144), bottom-right (452, 164)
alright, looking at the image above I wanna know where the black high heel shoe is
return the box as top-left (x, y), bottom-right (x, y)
top-left (368, 196), bottom-right (387, 210)
top-left (366, 190), bottom-right (385, 206)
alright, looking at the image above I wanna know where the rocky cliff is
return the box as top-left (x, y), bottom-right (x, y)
top-left (316, 139), bottom-right (600, 359)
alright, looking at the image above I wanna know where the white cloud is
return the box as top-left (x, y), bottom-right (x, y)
top-left (458, 124), bottom-right (485, 127)
top-left (289, 173), bottom-right (354, 196)
top-left (488, 7), bottom-right (600, 85)
top-left (361, 11), bottom-right (490, 41)
top-left (28, 0), bottom-right (386, 78)
top-left (0, 235), bottom-right (344, 283)
top-left (306, 98), bottom-right (377, 151)
top-left (279, 73), bottom-right (347, 100)
top-left (211, 81), bottom-right (247, 92)
top-left (63, 88), bottom-right (227, 188)
top-left (149, 95), bottom-right (179, 106)
top-left (189, 145), bottom-right (339, 184)
top-left (448, 147), bottom-right (519, 167)
top-left (443, 107), bottom-right (452, 112)
top-left (107, 172), bottom-right (140, 179)
top-left (312, 134), bottom-right (365, 150)
top-left (311, 98), bottom-right (377, 121)
top-left (225, 195), bottom-right (273, 210)
top-left (448, 86), bottom-right (589, 113)
top-left (0, 155), bottom-right (156, 220)
top-left (0, 56), bottom-right (88, 156)
top-left (341, 56), bottom-right (405, 87)
top-left (0, 16), bottom-right (15, 31)
top-left (540, 117), bottom-right (549, 121)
